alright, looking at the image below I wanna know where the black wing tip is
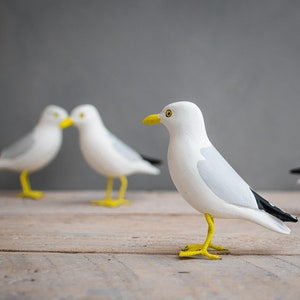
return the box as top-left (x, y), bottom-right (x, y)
top-left (284, 213), bottom-right (298, 223)
top-left (140, 154), bottom-right (162, 166)
top-left (290, 167), bottom-right (300, 174)
top-left (250, 188), bottom-right (298, 223)
top-left (291, 215), bottom-right (298, 223)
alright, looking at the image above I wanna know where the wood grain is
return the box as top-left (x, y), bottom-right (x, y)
top-left (0, 190), bottom-right (300, 299)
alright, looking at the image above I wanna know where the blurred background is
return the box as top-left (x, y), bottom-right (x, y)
top-left (0, 0), bottom-right (300, 191)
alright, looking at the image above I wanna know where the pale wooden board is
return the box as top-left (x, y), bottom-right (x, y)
top-left (0, 191), bottom-right (299, 255)
top-left (1, 190), bottom-right (299, 215)
top-left (0, 213), bottom-right (299, 255)
top-left (1, 252), bottom-right (300, 300)
top-left (0, 191), bottom-right (300, 300)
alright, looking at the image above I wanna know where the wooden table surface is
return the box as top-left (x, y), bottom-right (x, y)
top-left (0, 190), bottom-right (300, 299)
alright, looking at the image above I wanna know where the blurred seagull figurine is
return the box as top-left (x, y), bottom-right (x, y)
top-left (60, 104), bottom-right (160, 207)
top-left (0, 105), bottom-right (68, 199)
top-left (143, 101), bottom-right (298, 259)
top-left (289, 167), bottom-right (300, 185)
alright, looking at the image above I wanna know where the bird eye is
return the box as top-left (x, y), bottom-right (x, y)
top-left (53, 112), bottom-right (60, 118)
top-left (165, 109), bottom-right (172, 118)
top-left (79, 113), bottom-right (85, 119)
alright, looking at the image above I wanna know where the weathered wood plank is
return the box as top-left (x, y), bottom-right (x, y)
top-left (1, 252), bottom-right (300, 300)
top-left (0, 213), bottom-right (299, 255)
top-left (0, 191), bottom-right (299, 255)
top-left (0, 191), bottom-right (300, 300)
top-left (1, 190), bottom-right (299, 215)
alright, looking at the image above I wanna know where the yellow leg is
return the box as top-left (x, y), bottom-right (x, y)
top-left (181, 215), bottom-right (226, 252)
top-left (18, 171), bottom-right (44, 200)
top-left (179, 214), bottom-right (224, 260)
top-left (118, 175), bottom-right (128, 200)
top-left (115, 175), bottom-right (130, 206)
top-left (105, 177), bottom-right (114, 199)
top-left (91, 176), bottom-right (130, 207)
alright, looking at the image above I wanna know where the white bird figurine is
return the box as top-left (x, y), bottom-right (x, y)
top-left (0, 105), bottom-right (68, 199)
top-left (289, 168), bottom-right (300, 185)
top-left (143, 101), bottom-right (298, 259)
top-left (60, 104), bottom-right (160, 207)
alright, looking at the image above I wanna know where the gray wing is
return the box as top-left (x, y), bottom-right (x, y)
top-left (108, 132), bottom-right (142, 162)
top-left (1, 132), bottom-right (35, 160)
top-left (197, 146), bottom-right (258, 209)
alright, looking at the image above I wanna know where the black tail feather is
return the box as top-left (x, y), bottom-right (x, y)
top-left (140, 154), bottom-right (162, 166)
top-left (250, 188), bottom-right (298, 223)
top-left (290, 167), bottom-right (300, 174)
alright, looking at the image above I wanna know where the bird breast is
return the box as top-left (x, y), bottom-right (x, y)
top-left (167, 137), bottom-right (222, 214)
top-left (12, 125), bottom-right (62, 172)
top-left (79, 130), bottom-right (130, 176)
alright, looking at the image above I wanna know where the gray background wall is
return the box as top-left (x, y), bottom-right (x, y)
top-left (0, 0), bottom-right (300, 191)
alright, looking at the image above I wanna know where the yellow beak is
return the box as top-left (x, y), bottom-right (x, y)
top-left (142, 114), bottom-right (161, 125)
top-left (59, 117), bottom-right (74, 129)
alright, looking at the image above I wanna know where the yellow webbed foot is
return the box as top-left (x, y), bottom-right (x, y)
top-left (179, 214), bottom-right (224, 260)
top-left (91, 198), bottom-right (131, 208)
top-left (182, 243), bottom-right (227, 252)
top-left (179, 248), bottom-right (220, 260)
top-left (18, 190), bottom-right (44, 200)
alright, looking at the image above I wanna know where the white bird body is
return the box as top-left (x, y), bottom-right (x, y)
top-left (143, 101), bottom-right (297, 259)
top-left (0, 105), bottom-right (68, 199)
top-left (168, 134), bottom-right (289, 233)
top-left (0, 122), bottom-right (62, 173)
top-left (65, 104), bottom-right (160, 207)
top-left (168, 134), bottom-right (212, 212)
top-left (77, 115), bottom-right (158, 177)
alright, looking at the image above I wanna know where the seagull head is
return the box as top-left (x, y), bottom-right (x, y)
top-left (39, 105), bottom-right (68, 128)
top-left (66, 104), bottom-right (105, 130)
top-left (142, 101), bottom-right (208, 138)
